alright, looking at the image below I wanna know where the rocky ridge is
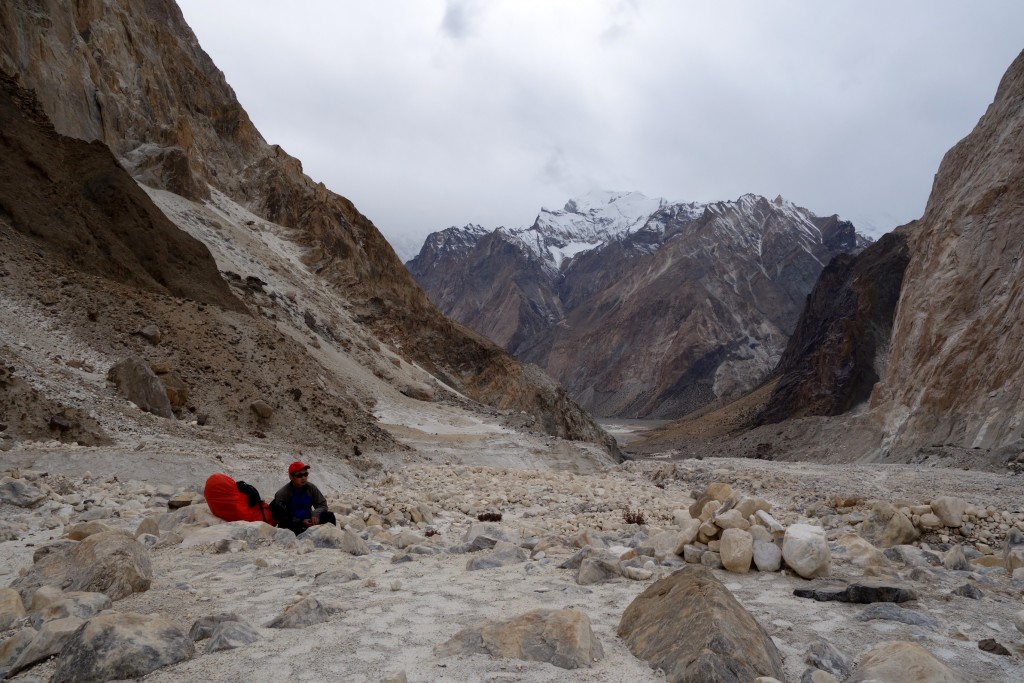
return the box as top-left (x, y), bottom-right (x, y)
top-left (409, 192), bottom-right (867, 420)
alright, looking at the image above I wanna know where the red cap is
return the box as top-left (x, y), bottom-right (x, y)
top-left (288, 460), bottom-right (310, 475)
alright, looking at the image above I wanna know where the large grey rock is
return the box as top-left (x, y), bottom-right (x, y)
top-left (107, 356), bottom-right (174, 418)
top-left (782, 524), bottom-right (831, 579)
top-left (435, 608), bottom-right (602, 670)
top-left (618, 565), bottom-right (785, 682)
top-left (51, 612), bottom-right (194, 682)
top-left (847, 641), bottom-right (965, 682)
top-left (206, 620), bottom-right (262, 652)
top-left (0, 479), bottom-right (46, 507)
top-left (467, 540), bottom-right (527, 571)
top-left (11, 531), bottom-right (152, 603)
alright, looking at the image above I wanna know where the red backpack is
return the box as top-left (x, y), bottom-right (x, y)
top-left (203, 473), bottom-right (277, 525)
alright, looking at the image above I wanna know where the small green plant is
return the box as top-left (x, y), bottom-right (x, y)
top-left (622, 506), bottom-right (646, 525)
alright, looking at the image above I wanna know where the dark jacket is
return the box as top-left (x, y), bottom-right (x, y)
top-left (271, 481), bottom-right (328, 525)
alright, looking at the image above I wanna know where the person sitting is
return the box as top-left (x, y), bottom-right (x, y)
top-left (270, 461), bottom-right (336, 535)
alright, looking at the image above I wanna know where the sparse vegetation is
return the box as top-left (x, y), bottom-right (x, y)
top-left (622, 506), bottom-right (646, 525)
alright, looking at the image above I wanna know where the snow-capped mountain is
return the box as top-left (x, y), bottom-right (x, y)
top-left (408, 192), bottom-right (868, 419)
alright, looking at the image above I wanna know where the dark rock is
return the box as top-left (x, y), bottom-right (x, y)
top-left (51, 612), bottom-right (194, 682)
top-left (137, 324), bottom-right (162, 344)
top-left (107, 357), bottom-right (174, 418)
top-left (250, 399), bottom-right (273, 419)
top-left (978, 638), bottom-right (1011, 656)
top-left (793, 580), bottom-right (917, 604)
top-left (618, 565), bottom-right (785, 682)
top-left (48, 414), bottom-right (73, 431)
top-left (755, 231), bottom-right (909, 424)
top-left (951, 583), bottom-right (984, 599)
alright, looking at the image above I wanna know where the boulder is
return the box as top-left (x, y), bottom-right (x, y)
top-left (188, 612), bottom-right (242, 641)
top-left (265, 596), bottom-right (340, 629)
top-left (830, 533), bottom-right (890, 568)
top-left (467, 540), bottom-right (527, 571)
top-left (0, 479), bottom-right (46, 507)
top-left (753, 540), bottom-right (782, 572)
top-left (8, 617), bottom-right (83, 677)
top-left (943, 545), bottom-right (970, 571)
top-left (206, 620), bottom-right (262, 652)
top-left (51, 612), bottom-right (194, 682)
top-left (577, 557), bottom-right (623, 585)
top-left (107, 356), bottom-right (174, 418)
top-left (1003, 528), bottom-right (1024, 573)
top-left (929, 497), bottom-right (967, 528)
top-left (689, 483), bottom-right (733, 518)
top-left (782, 524), bottom-right (831, 579)
top-left (714, 509), bottom-right (751, 531)
top-left (804, 640), bottom-right (853, 680)
top-left (720, 528), bottom-right (754, 573)
top-left (794, 580), bottom-right (917, 604)
top-left (847, 641), bottom-right (965, 682)
top-left (618, 566), bottom-right (785, 682)
top-left (0, 588), bottom-right (26, 630)
top-left (435, 608), bottom-right (602, 670)
top-left (857, 603), bottom-right (940, 629)
top-left (0, 628), bottom-right (35, 675)
top-left (860, 503), bottom-right (919, 548)
top-left (639, 529), bottom-right (691, 561)
top-left (29, 591), bottom-right (112, 628)
top-left (11, 531), bottom-right (152, 603)
top-left (65, 521), bottom-right (114, 540)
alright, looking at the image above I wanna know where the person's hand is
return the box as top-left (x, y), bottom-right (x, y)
top-left (303, 518), bottom-right (315, 527)
top-left (311, 515), bottom-right (319, 525)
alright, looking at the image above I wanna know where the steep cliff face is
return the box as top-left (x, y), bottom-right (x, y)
top-left (755, 230), bottom-right (911, 424)
top-left (0, 0), bottom-right (617, 455)
top-left (411, 192), bottom-right (866, 419)
top-left (872, 49), bottom-right (1024, 453)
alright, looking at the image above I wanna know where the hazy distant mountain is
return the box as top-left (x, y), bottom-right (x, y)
top-left (409, 191), bottom-right (868, 419)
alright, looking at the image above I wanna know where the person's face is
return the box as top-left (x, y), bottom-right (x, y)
top-left (291, 469), bottom-right (309, 485)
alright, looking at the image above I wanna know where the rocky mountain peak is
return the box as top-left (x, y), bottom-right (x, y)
top-left (410, 190), bottom-right (866, 419)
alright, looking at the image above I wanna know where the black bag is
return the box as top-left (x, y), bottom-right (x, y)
top-left (236, 480), bottom-right (262, 508)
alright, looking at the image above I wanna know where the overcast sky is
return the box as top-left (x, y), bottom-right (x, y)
top-left (177, 1), bottom-right (1023, 259)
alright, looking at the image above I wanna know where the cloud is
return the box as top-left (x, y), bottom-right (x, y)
top-left (176, 1), bottom-right (1024, 255)
top-left (440, 0), bottom-right (482, 40)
